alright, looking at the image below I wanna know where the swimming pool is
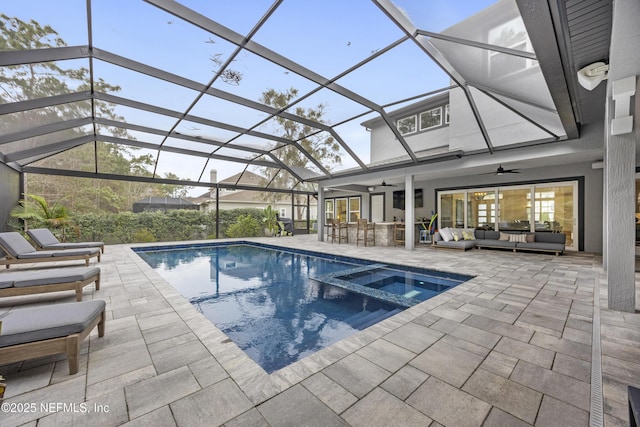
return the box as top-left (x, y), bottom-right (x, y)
top-left (135, 242), bottom-right (471, 373)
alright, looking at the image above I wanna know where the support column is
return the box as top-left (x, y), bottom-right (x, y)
top-left (405, 175), bottom-right (415, 250)
top-left (318, 186), bottom-right (325, 242)
top-left (605, 78), bottom-right (637, 311)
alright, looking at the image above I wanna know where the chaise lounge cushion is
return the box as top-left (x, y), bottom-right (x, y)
top-left (0, 300), bottom-right (106, 348)
top-left (27, 229), bottom-right (105, 253)
top-left (0, 267), bottom-right (100, 288)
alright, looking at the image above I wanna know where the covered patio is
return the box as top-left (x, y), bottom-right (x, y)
top-left (0, 235), bottom-right (638, 426)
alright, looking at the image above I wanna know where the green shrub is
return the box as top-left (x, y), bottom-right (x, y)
top-left (133, 228), bottom-right (156, 243)
top-left (225, 215), bottom-right (262, 238)
top-left (63, 208), bottom-right (265, 244)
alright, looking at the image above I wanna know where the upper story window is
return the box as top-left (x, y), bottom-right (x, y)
top-left (420, 107), bottom-right (442, 131)
top-left (397, 104), bottom-right (449, 136)
top-left (397, 116), bottom-right (417, 136)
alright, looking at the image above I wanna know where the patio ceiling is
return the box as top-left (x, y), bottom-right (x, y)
top-left (0, 0), bottom-right (595, 192)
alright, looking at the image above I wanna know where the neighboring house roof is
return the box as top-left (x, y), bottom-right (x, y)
top-left (132, 197), bottom-right (199, 213)
top-left (134, 197), bottom-right (196, 206)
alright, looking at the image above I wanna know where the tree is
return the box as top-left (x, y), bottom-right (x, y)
top-left (0, 15), bottom-right (190, 213)
top-left (159, 172), bottom-right (194, 198)
top-left (257, 88), bottom-right (342, 218)
top-left (10, 194), bottom-right (69, 234)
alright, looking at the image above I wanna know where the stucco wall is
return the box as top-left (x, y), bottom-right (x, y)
top-left (0, 163), bottom-right (21, 232)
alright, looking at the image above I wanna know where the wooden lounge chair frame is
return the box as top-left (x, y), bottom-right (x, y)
top-left (0, 305), bottom-right (105, 375)
top-left (0, 232), bottom-right (101, 269)
top-left (0, 269), bottom-right (100, 301)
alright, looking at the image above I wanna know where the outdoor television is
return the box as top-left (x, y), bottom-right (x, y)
top-left (393, 189), bottom-right (423, 210)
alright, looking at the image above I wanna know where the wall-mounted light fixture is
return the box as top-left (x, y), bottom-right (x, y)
top-left (611, 75), bottom-right (636, 135)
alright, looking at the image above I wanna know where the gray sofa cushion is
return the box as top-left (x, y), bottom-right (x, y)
top-left (484, 231), bottom-right (500, 240)
top-left (474, 230), bottom-right (485, 239)
top-left (0, 300), bottom-right (105, 348)
top-left (476, 239), bottom-right (517, 248)
top-left (436, 240), bottom-right (476, 250)
top-left (2, 267), bottom-right (100, 288)
top-left (516, 242), bottom-right (565, 252)
top-left (533, 232), bottom-right (566, 244)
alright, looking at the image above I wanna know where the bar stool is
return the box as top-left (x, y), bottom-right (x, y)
top-left (325, 219), bottom-right (336, 243)
top-left (336, 220), bottom-right (348, 244)
top-left (356, 218), bottom-right (375, 246)
top-left (394, 222), bottom-right (405, 246)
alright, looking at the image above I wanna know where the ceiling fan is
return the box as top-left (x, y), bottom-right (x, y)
top-left (494, 164), bottom-right (520, 175)
top-left (367, 180), bottom-right (397, 191)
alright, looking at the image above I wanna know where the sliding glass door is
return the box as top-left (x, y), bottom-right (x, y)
top-left (438, 181), bottom-right (578, 251)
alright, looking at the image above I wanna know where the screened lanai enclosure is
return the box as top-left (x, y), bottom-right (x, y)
top-left (0, 0), bottom-right (594, 234)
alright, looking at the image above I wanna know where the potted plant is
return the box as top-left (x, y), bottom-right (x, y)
top-left (263, 205), bottom-right (278, 236)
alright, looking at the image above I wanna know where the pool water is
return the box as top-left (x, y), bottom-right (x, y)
top-left (135, 242), bottom-right (471, 373)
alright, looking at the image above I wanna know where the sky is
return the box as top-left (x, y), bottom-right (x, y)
top-left (3, 0), bottom-right (499, 195)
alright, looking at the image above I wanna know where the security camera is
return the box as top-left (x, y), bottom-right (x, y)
top-left (577, 62), bottom-right (609, 91)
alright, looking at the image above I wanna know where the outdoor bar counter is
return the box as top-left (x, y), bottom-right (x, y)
top-left (326, 222), bottom-right (428, 247)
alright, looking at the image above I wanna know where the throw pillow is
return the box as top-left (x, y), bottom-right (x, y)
top-left (451, 228), bottom-right (463, 240)
top-left (508, 234), bottom-right (527, 243)
top-left (462, 230), bottom-right (475, 240)
top-left (453, 233), bottom-right (460, 241)
top-left (498, 232), bottom-right (511, 241)
top-left (525, 233), bottom-right (535, 243)
top-left (440, 227), bottom-right (454, 242)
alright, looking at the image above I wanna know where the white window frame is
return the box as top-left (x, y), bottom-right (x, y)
top-left (396, 115), bottom-right (417, 136)
top-left (419, 107), bottom-right (442, 131)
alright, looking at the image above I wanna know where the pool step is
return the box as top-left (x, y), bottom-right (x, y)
top-left (356, 308), bottom-right (403, 330)
top-left (349, 308), bottom-right (388, 329)
top-left (349, 308), bottom-right (402, 330)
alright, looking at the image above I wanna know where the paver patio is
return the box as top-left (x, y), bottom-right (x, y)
top-left (1, 235), bottom-right (638, 426)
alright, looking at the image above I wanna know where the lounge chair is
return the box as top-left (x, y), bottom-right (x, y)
top-left (0, 300), bottom-right (105, 374)
top-left (0, 266), bottom-right (100, 301)
top-left (27, 228), bottom-right (105, 254)
top-left (0, 232), bottom-right (100, 269)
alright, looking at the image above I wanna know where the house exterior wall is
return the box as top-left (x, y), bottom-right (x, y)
top-left (0, 163), bottom-right (21, 232)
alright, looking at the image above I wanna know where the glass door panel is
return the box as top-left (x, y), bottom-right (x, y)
top-left (467, 190), bottom-right (495, 229)
top-left (534, 184), bottom-right (576, 250)
top-left (497, 187), bottom-right (531, 231)
top-left (439, 192), bottom-right (465, 228)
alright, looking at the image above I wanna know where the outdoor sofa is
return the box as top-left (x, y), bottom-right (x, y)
top-left (0, 232), bottom-right (101, 269)
top-left (27, 228), bottom-right (105, 254)
top-left (0, 300), bottom-right (106, 374)
top-left (433, 228), bottom-right (566, 255)
top-left (0, 266), bottom-right (100, 301)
